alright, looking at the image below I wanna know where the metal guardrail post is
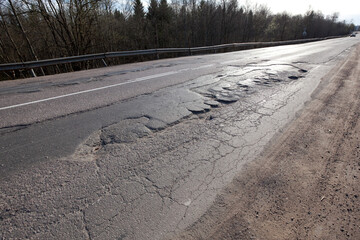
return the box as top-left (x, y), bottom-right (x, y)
top-left (101, 59), bottom-right (108, 67)
top-left (156, 49), bottom-right (160, 60)
top-left (30, 69), bottom-right (37, 77)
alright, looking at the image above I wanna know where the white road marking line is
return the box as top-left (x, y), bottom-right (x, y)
top-left (0, 64), bottom-right (215, 111)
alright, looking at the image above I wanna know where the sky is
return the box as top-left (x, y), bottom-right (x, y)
top-left (250, 0), bottom-right (360, 25)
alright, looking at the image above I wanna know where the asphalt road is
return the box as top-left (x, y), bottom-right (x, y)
top-left (1, 37), bottom-right (360, 239)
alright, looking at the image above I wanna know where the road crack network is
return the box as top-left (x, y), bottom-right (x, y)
top-left (1, 60), bottom-right (320, 240)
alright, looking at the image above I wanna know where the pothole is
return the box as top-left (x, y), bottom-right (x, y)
top-left (288, 76), bottom-right (300, 80)
top-left (71, 131), bottom-right (102, 162)
top-left (215, 93), bottom-right (239, 103)
top-left (54, 82), bottom-right (80, 87)
top-left (100, 117), bottom-right (152, 145)
top-left (17, 89), bottom-right (42, 94)
top-left (204, 100), bottom-right (220, 107)
top-left (186, 101), bottom-right (214, 114)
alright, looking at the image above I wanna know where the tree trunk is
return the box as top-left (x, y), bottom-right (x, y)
top-left (0, 9), bottom-right (24, 62)
top-left (8, 0), bottom-right (45, 75)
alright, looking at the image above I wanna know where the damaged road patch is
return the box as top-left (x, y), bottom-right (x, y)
top-left (100, 117), bottom-right (152, 145)
top-left (1, 59), bottom-right (319, 240)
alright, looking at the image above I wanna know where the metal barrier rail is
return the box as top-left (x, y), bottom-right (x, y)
top-left (0, 37), bottom-right (339, 75)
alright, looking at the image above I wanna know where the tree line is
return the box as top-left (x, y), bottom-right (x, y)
top-left (0, 0), bottom-right (355, 79)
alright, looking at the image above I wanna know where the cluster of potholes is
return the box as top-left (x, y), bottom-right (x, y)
top-left (187, 64), bottom-right (308, 112)
top-left (78, 63), bottom-right (308, 155)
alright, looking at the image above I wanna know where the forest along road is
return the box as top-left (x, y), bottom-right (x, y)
top-left (1, 37), bottom-right (360, 239)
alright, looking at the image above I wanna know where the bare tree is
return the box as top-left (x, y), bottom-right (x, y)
top-left (1, 0), bottom-right (354, 80)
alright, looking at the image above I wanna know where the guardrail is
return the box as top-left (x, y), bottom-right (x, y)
top-left (0, 36), bottom-right (340, 77)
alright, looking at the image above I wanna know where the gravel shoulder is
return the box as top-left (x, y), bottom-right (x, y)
top-left (174, 44), bottom-right (360, 239)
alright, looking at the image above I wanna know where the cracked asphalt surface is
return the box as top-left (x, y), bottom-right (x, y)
top-left (1, 37), bottom-right (360, 239)
top-left (176, 42), bottom-right (360, 240)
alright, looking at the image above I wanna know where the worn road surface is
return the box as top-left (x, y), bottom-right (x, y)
top-left (1, 37), bottom-right (360, 239)
top-left (174, 42), bottom-right (360, 240)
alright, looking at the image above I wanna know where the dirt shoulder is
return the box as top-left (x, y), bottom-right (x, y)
top-left (174, 44), bottom-right (360, 239)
